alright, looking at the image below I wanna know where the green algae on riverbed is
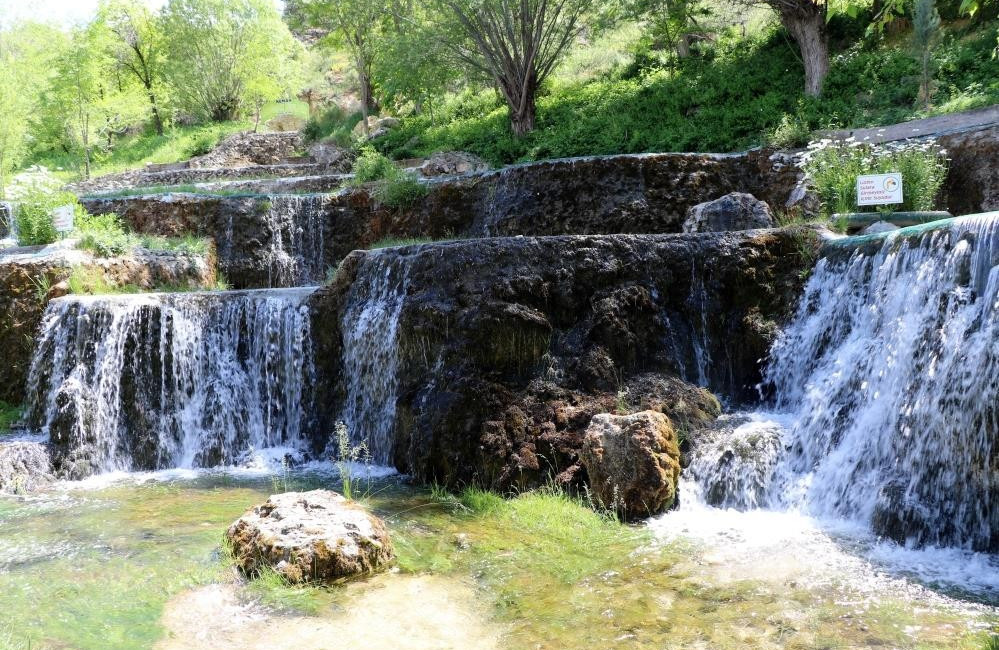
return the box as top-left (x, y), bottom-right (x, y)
top-left (0, 473), bottom-right (994, 650)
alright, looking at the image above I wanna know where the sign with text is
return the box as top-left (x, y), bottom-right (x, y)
top-left (856, 173), bottom-right (903, 207)
top-left (52, 205), bottom-right (75, 232)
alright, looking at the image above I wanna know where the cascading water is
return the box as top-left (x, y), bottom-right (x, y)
top-left (261, 195), bottom-right (329, 287)
top-left (25, 288), bottom-right (316, 476)
top-left (688, 215), bottom-right (999, 553)
top-left (338, 252), bottom-right (410, 464)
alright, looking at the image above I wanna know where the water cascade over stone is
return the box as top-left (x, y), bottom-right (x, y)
top-left (693, 215), bottom-right (999, 552)
top-left (25, 288), bottom-right (316, 477)
top-left (218, 194), bottom-right (332, 288)
top-left (338, 252), bottom-right (410, 464)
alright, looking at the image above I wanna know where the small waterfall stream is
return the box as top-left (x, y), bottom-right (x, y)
top-left (688, 215), bottom-right (999, 553)
top-left (338, 253), bottom-right (410, 463)
top-left (25, 288), bottom-right (317, 474)
top-left (261, 195), bottom-right (329, 287)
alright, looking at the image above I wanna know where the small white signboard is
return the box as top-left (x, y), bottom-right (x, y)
top-left (857, 173), bottom-right (903, 207)
top-left (52, 205), bottom-right (75, 232)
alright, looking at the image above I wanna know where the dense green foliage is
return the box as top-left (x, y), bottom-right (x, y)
top-left (302, 106), bottom-right (364, 146)
top-left (374, 19), bottom-right (999, 164)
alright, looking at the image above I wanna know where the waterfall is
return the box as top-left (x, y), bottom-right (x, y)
top-left (242, 194), bottom-right (330, 288)
top-left (338, 253), bottom-right (410, 464)
top-left (25, 288), bottom-right (316, 475)
top-left (697, 215), bottom-right (998, 552)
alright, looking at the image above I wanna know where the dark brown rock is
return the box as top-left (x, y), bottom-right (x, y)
top-left (939, 125), bottom-right (999, 216)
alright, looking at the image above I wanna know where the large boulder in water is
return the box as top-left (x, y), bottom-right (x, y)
top-left (225, 490), bottom-right (395, 584)
top-left (580, 410), bottom-right (681, 519)
top-left (682, 192), bottom-right (775, 233)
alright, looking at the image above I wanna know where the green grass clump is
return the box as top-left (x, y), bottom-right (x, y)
top-left (0, 401), bottom-right (22, 434)
top-left (138, 234), bottom-right (212, 256)
top-left (75, 212), bottom-right (138, 257)
top-left (351, 148), bottom-right (428, 209)
top-left (10, 183), bottom-right (82, 247)
top-left (352, 148), bottom-right (398, 183)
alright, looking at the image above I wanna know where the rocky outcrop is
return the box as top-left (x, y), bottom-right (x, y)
top-left (189, 132), bottom-right (305, 168)
top-left (0, 245), bottom-right (216, 404)
top-left (938, 125), bottom-right (999, 216)
top-left (309, 228), bottom-right (819, 488)
top-left (682, 192), bottom-right (776, 233)
top-left (81, 151), bottom-right (807, 289)
top-left (0, 441), bottom-right (53, 493)
top-left (225, 490), bottom-right (394, 583)
top-left (580, 411), bottom-right (681, 519)
top-left (417, 151), bottom-right (490, 178)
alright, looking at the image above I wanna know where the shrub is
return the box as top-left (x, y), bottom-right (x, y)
top-left (767, 111), bottom-right (814, 149)
top-left (351, 148), bottom-right (428, 208)
top-left (802, 138), bottom-right (948, 217)
top-left (351, 148), bottom-right (398, 183)
top-left (8, 171), bottom-right (82, 246)
top-left (303, 106), bottom-right (363, 146)
top-left (76, 212), bottom-right (137, 257)
top-left (372, 174), bottom-right (428, 209)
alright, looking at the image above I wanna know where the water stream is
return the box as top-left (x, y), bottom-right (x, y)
top-left (24, 288), bottom-right (317, 475)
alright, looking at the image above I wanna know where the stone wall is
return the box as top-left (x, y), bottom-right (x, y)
top-left (938, 125), bottom-right (999, 216)
top-left (70, 163), bottom-right (340, 196)
top-left (82, 150), bottom-right (808, 289)
top-left (0, 248), bottom-right (216, 405)
top-left (308, 228), bottom-right (821, 488)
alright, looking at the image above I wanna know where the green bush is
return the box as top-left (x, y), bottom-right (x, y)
top-left (10, 180), bottom-right (81, 247)
top-left (303, 106), bottom-right (363, 146)
top-left (351, 148), bottom-right (428, 208)
top-left (802, 138), bottom-right (948, 217)
top-left (372, 174), bottom-right (428, 209)
top-left (76, 212), bottom-right (138, 257)
top-left (352, 148), bottom-right (398, 182)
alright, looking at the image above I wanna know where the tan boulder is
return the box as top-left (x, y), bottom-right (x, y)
top-left (225, 490), bottom-right (395, 584)
top-left (580, 410), bottom-right (681, 519)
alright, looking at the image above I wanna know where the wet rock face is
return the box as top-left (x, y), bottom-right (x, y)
top-left (0, 441), bottom-right (53, 493)
top-left (225, 490), bottom-right (395, 583)
top-left (939, 126), bottom-right (999, 216)
top-left (682, 192), bottom-right (776, 233)
top-left (581, 411), bottom-right (681, 519)
top-left (310, 229), bottom-right (818, 489)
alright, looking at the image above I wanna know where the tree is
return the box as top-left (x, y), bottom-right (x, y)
top-left (285, 0), bottom-right (386, 136)
top-left (755, 0), bottom-right (829, 97)
top-left (431, 0), bottom-right (596, 136)
top-left (0, 22), bottom-right (65, 197)
top-left (912, 0), bottom-right (941, 110)
top-left (373, 4), bottom-right (462, 119)
top-left (98, 0), bottom-right (168, 135)
top-left (43, 24), bottom-right (146, 178)
top-left (626, 0), bottom-right (711, 60)
top-left (161, 0), bottom-right (302, 123)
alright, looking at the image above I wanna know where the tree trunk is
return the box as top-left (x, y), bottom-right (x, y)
top-left (776, 2), bottom-right (829, 97)
top-left (357, 60), bottom-right (372, 137)
top-left (506, 73), bottom-right (537, 137)
top-left (148, 91), bottom-right (164, 136)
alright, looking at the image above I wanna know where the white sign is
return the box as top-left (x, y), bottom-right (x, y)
top-left (52, 205), bottom-right (75, 232)
top-left (857, 173), bottom-right (903, 207)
